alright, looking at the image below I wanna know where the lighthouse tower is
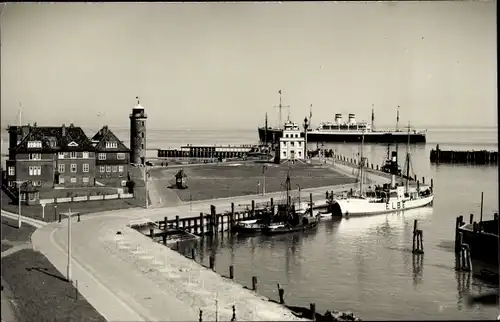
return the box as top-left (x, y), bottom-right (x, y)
top-left (130, 96), bottom-right (147, 165)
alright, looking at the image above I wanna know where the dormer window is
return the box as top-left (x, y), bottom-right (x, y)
top-left (27, 141), bottom-right (42, 148)
top-left (106, 141), bottom-right (118, 149)
top-left (70, 151), bottom-right (77, 159)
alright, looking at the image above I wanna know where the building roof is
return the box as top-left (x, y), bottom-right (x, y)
top-left (14, 124), bottom-right (95, 153)
top-left (91, 125), bottom-right (131, 152)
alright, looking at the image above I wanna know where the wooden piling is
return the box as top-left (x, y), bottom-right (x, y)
top-left (252, 276), bottom-right (258, 291)
top-left (164, 216), bottom-right (168, 230)
top-left (150, 228), bottom-right (154, 237)
top-left (454, 216), bottom-right (461, 253)
top-left (210, 205), bottom-right (216, 235)
top-left (473, 221), bottom-right (477, 233)
top-left (270, 198), bottom-right (274, 215)
top-left (412, 219), bottom-right (418, 252)
top-left (59, 214), bottom-right (61, 223)
top-left (162, 234), bottom-right (167, 245)
top-left (191, 248), bottom-right (196, 260)
top-left (278, 285), bottom-right (285, 304)
top-left (251, 200), bottom-right (255, 217)
top-left (187, 219), bottom-right (192, 233)
top-left (199, 309), bottom-right (203, 322)
top-left (310, 303), bottom-right (316, 321)
top-left (419, 230), bottom-right (424, 253)
top-left (430, 178), bottom-right (434, 190)
top-left (175, 215), bottom-right (180, 229)
top-left (309, 193), bottom-right (313, 213)
top-left (469, 214), bottom-right (474, 224)
top-left (231, 305), bottom-right (236, 322)
top-left (194, 219), bottom-right (198, 235)
top-left (376, 164), bottom-right (379, 171)
top-left (182, 219), bottom-right (186, 231)
top-left (199, 213), bottom-right (205, 235)
top-left (77, 213), bottom-right (81, 222)
top-left (209, 255), bottom-right (215, 270)
top-left (230, 203), bottom-right (235, 230)
top-left (229, 265), bottom-right (234, 279)
top-left (422, 177), bottom-right (425, 185)
top-left (414, 174), bottom-right (417, 181)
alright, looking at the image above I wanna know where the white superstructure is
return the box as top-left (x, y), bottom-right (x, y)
top-left (278, 120), bottom-right (305, 161)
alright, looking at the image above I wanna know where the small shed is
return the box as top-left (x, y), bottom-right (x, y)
top-left (20, 181), bottom-right (40, 205)
top-left (175, 169), bottom-right (188, 189)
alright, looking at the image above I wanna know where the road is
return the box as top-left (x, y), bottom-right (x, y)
top-left (28, 161), bottom-right (391, 321)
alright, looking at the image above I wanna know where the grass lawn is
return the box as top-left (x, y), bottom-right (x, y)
top-left (151, 161), bottom-right (356, 202)
top-left (1, 249), bottom-right (106, 322)
top-left (1, 216), bottom-right (36, 243)
top-left (1, 167), bottom-right (150, 222)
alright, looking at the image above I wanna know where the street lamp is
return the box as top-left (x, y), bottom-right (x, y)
top-left (262, 165), bottom-right (267, 196)
top-left (15, 180), bottom-right (27, 229)
top-left (60, 209), bottom-right (77, 282)
top-left (296, 184), bottom-right (301, 208)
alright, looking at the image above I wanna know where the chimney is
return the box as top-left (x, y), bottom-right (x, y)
top-left (69, 123), bottom-right (74, 128)
top-left (103, 125), bottom-right (108, 134)
top-left (33, 122), bottom-right (37, 127)
top-left (62, 124), bottom-right (66, 137)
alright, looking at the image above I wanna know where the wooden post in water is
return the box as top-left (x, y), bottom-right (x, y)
top-left (431, 178), bottom-right (434, 191)
top-left (209, 255), bottom-right (215, 270)
top-left (175, 215), bottom-right (180, 229)
top-left (199, 309), bottom-right (203, 322)
top-left (309, 193), bottom-right (313, 214)
top-left (219, 214), bottom-right (224, 233)
top-left (194, 219), bottom-right (198, 235)
top-left (412, 219), bottom-right (418, 252)
top-left (419, 230), bottom-right (424, 253)
top-left (162, 234), bottom-right (167, 245)
top-left (469, 214), bottom-right (474, 224)
top-left (251, 200), bottom-right (255, 217)
top-left (199, 213), bottom-right (205, 235)
top-left (230, 202), bottom-right (235, 229)
top-left (229, 265), bottom-right (234, 279)
top-left (231, 305), bottom-right (236, 322)
top-left (278, 284), bottom-right (285, 304)
top-left (191, 248), bottom-right (196, 260)
top-left (310, 303), bottom-right (316, 321)
top-left (422, 177), bottom-right (425, 185)
top-left (210, 205), bottom-right (216, 235)
top-left (252, 276), bottom-right (258, 291)
top-left (150, 228), bottom-right (154, 238)
top-left (270, 198), bottom-right (274, 216)
top-left (164, 216), bottom-right (168, 230)
top-left (454, 216), bottom-right (461, 253)
top-left (480, 192), bottom-right (484, 226)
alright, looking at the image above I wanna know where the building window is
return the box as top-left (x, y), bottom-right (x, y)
top-left (291, 142), bottom-right (295, 146)
top-left (71, 164), bottom-right (77, 173)
top-left (70, 151), bottom-right (77, 159)
top-left (106, 166), bottom-right (111, 172)
top-left (100, 166), bottom-right (105, 173)
top-left (98, 153), bottom-right (106, 160)
top-left (29, 153), bottom-right (41, 160)
top-left (295, 134), bottom-right (299, 138)
top-left (82, 177), bottom-right (89, 183)
top-left (27, 141), bottom-right (42, 148)
top-left (8, 166), bottom-right (15, 176)
top-left (82, 152), bottom-right (89, 159)
top-left (8, 181), bottom-right (14, 187)
top-left (141, 144), bottom-right (144, 149)
top-left (283, 151), bottom-right (287, 157)
top-left (58, 164), bottom-right (65, 173)
top-left (20, 193), bottom-right (26, 201)
top-left (29, 166), bottom-right (41, 176)
top-left (141, 133), bottom-right (144, 138)
top-left (59, 177), bottom-right (65, 184)
top-left (83, 163), bottom-right (89, 173)
top-left (106, 141), bottom-right (118, 149)
top-left (117, 153), bottom-right (125, 160)
top-left (298, 151), bottom-right (302, 156)
top-left (282, 142), bottom-right (286, 147)
top-left (71, 177), bottom-right (77, 183)
top-left (112, 165), bottom-right (118, 172)
top-left (32, 180), bottom-right (41, 187)
top-left (298, 142), bottom-right (302, 146)
top-left (285, 134), bottom-right (289, 138)
top-left (58, 152), bottom-right (65, 159)
top-left (118, 165), bottom-right (124, 173)
top-left (141, 121), bottom-right (144, 126)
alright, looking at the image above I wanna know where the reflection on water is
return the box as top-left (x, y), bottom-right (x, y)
top-left (175, 206), bottom-right (499, 320)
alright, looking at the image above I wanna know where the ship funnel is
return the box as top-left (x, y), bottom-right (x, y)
top-left (335, 113), bottom-right (343, 126)
top-left (348, 113), bottom-right (356, 125)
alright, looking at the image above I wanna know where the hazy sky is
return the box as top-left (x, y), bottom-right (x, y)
top-left (1, 1), bottom-right (497, 130)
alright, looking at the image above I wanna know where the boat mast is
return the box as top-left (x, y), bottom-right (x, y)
top-left (371, 104), bottom-right (375, 131)
top-left (264, 112), bottom-right (268, 144)
top-left (405, 121), bottom-right (411, 193)
top-left (275, 90), bottom-right (290, 129)
top-left (359, 130), bottom-right (365, 195)
top-left (395, 105), bottom-right (400, 169)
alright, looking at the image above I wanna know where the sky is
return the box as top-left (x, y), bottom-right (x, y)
top-left (0, 1), bottom-right (497, 131)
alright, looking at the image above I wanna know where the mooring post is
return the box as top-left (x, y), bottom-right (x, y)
top-left (191, 248), bottom-right (196, 260)
top-left (270, 198), bottom-right (274, 216)
top-left (175, 215), bottom-right (180, 229)
top-left (231, 305), bottom-right (236, 322)
top-left (422, 177), bottom-right (425, 185)
top-left (210, 205), bottom-right (216, 235)
top-left (310, 303), bottom-right (316, 321)
top-left (176, 241), bottom-right (180, 250)
top-left (164, 216), bottom-right (168, 230)
top-left (412, 219), bottom-right (418, 253)
top-left (431, 178), bottom-right (434, 191)
top-left (209, 255), bottom-right (215, 270)
top-left (150, 228), bottom-right (154, 238)
top-left (199, 213), bottom-right (205, 235)
top-left (251, 200), bottom-right (255, 217)
top-left (194, 219), bottom-right (198, 235)
top-left (278, 285), bottom-right (285, 304)
top-left (77, 213), bottom-right (81, 222)
top-left (162, 234), bottom-right (167, 245)
top-left (229, 265), bottom-right (234, 279)
top-left (376, 164), bottom-right (379, 171)
top-left (473, 221), bottom-right (477, 233)
top-left (309, 193), bottom-right (313, 214)
top-left (252, 276), bottom-right (258, 291)
top-left (495, 213), bottom-right (499, 221)
top-left (199, 309), bottom-right (203, 322)
top-left (59, 214), bottom-right (62, 223)
top-left (214, 214), bottom-right (219, 235)
top-left (419, 230), bottom-right (424, 253)
top-left (230, 202), bottom-right (235, 229)
top-left (75, 280), bottom-right (78, 300)
top-left (469, 214), bottom-right (474, 224)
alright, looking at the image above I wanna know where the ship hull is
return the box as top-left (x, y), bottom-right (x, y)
top-left (258, 127), bottom-right (426, 144)
top-left (331, 195), bottom-right (434, 217)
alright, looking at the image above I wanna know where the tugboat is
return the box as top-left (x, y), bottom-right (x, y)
top-left (261, 171), bottom-right (321, 235)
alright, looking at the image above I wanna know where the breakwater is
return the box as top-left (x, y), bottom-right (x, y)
top-left (430, 144), bottom-right (498, 165)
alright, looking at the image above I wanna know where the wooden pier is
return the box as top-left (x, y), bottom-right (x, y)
top-left (430, 144), bottom-right (498, 165)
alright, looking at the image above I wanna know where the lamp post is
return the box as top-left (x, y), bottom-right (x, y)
top-left (262, 165), bottom-right (267, 196)
top-left (60, 209), bottom-right (77, 282)
top-left (15, 180), bottom-right (27, 229)
top-left (296, 184), bottom-right (301, 208)
top-left (257, 181), bottom-right (260, 195)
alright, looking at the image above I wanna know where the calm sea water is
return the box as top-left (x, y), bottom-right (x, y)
top-left (1, 127), bottom-right (498, 319)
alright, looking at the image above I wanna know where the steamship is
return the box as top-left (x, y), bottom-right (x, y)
top-left (258, 92), bottom-right (426, 144)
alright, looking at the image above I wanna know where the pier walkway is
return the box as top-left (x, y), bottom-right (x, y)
top-left (28, 161), bottom-right (392, 322)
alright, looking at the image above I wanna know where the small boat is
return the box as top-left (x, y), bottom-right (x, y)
top-left (231, 219), bottom-right (267, 234)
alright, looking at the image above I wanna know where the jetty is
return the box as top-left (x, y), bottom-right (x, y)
top-left (430, 144), bottom-right (498, 165)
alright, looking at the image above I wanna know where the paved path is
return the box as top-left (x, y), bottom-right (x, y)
top-left (28, 161), bottom-right (393, 322)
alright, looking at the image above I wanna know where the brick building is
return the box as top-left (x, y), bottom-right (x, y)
top-left (5, 123), bottom-right (96, 192)
top-left (91, 125), bottom-right (131, 187)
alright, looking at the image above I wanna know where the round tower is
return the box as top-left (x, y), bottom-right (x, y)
top-left (130, 96), bottom-right (147, 165)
